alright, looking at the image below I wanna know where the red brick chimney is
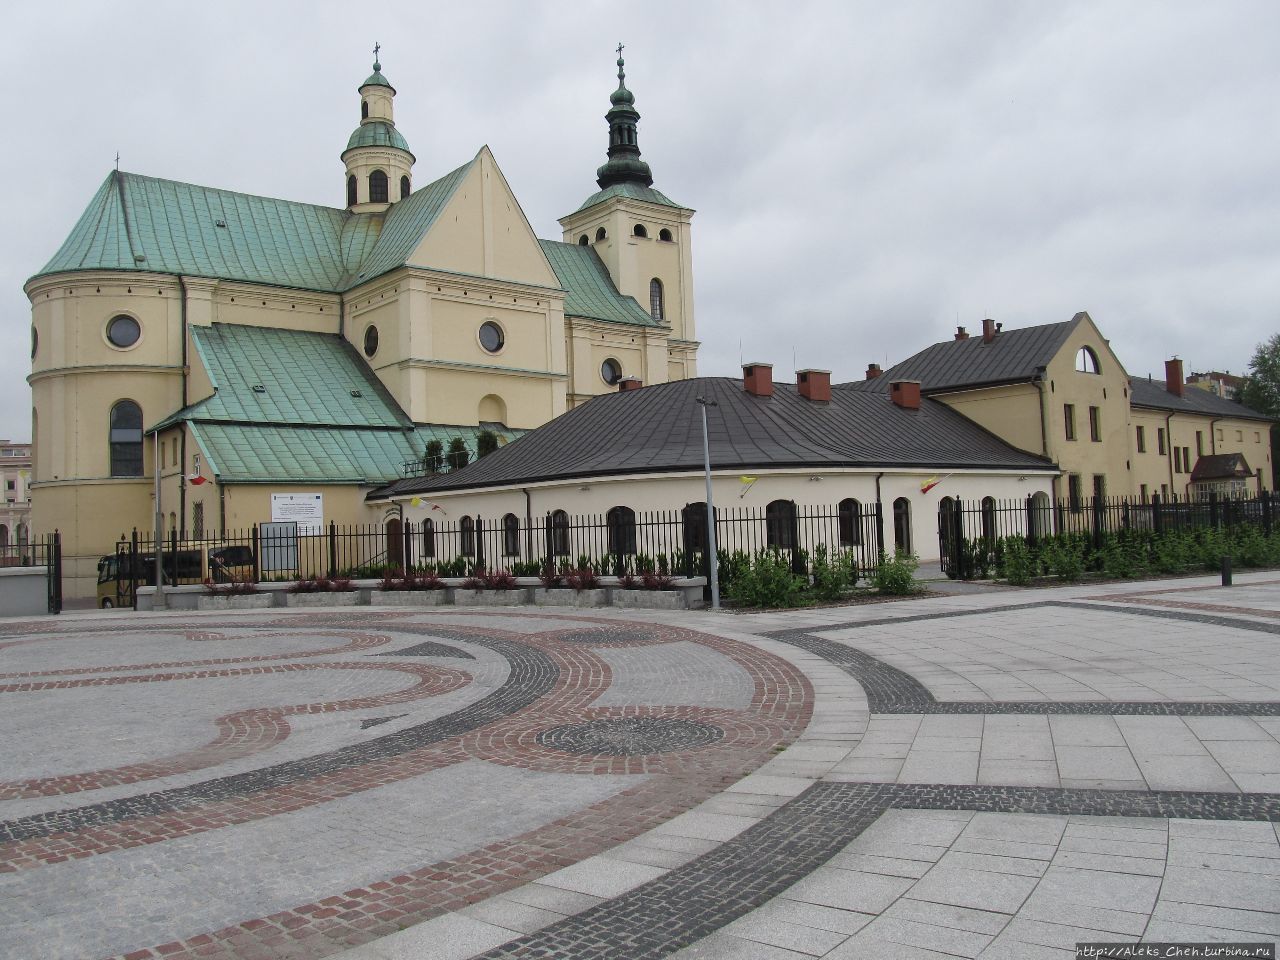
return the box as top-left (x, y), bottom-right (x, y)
top-left (797, 369), bottom-right (832, 402)
top-left (618, 377), bottom-right (643, 392)
top-left (1165, 358), bottom-right (1184, 397)
top-left (955, 326), bottom-right (969, 341)
top-left (743, 363), bottom-right (774, 397)
top-left (890, 380), bottom-right (922, 410)
top-left (866, 363), bottom-right (882, 380)
top-left (982, 318), bottom-right (1000, 344)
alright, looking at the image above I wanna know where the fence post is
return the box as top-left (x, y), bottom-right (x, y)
top-left (1152, 494), bottom-right (1163, 536)
top-left (1025, 495), bottom-right (1036, 548)
top-left (1264, 491), bottom-right (1273, 537)
top-left (789, 504), bottom-right (804, 576)
top-left (403, 521), bottom-right (413, 573)
top-left (544, 513), bottom-right (553, 572)
top-left (48, 530), bottom-right (62, 615)
top-left (1091, 496), bottom-right (1104, 554)
top-left (130, 528), bottom-right (139, 610)
top-left (953, 500), bottom-right (968, 579)
top-left (252, 526), bottom-right (261, 584)
top-left (476, 517), bottom-right (486, 572)
top-left (874, 500), bottom-right (886, 558)
top-left (681, 508), bottom-right (695, 579)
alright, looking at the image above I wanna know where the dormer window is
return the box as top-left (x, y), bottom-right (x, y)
top-left (400, 175), bottom-right (410, 200)
top-left (369, 169), bottom-right (388, 203)
top-left (1076, 346), bottom-right (1100, 374)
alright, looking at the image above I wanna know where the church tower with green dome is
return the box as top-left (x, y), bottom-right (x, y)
top-left (342, 46), bottom-right (415, 213)
top-left (559, 50), bottom-right (699, 376)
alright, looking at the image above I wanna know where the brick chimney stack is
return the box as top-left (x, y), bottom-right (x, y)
top-left (982, 318), bottom-right (1000, 344)
top-left (890, 380), bottom-right (922, 410)
top-left (743, 363), bottom-right (774, 397)
top-left (1165, 358), bottom-right (1184, 397)
top-left (955, 326), bottom-right (969, 341)
top-left (866, 363), bottom-right (882, 380)
top-left (618, 377), bottom-right (643, 392)
top-left (797, 369), bottom-right (832, 402)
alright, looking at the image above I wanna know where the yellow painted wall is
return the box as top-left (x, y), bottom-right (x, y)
top-left (935, 383), bottom-right (1044, 457)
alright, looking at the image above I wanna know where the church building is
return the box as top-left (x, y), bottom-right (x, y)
top-left (26, 51), bottom-right (699, 597)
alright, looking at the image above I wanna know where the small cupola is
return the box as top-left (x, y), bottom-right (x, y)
top-left (595, 47), bottom-right (654, 190)
top-left (341, 44), bottom-right (415, 213)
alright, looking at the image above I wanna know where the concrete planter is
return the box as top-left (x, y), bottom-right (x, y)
top-left (452, 589), bottom-right (523, 607)
top-left (197, 593), bottom-right (274, 611)
top-left (611, 589), bottom-right (686, 610)
top-left (531, 588), bottom-right (577, 607)
top-left (370, 589), bottom-right (449, 607)
top-left (284, 591), bottom-right (361, 608)
top-left (571, 588), bottom-right (609, 608)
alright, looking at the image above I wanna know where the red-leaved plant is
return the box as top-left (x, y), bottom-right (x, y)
top-left (642, 572), bottom-right (677, 591)
top-left (565, 568), bottom-right (599, 591)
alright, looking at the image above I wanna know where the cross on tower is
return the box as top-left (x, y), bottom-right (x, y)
top-left (616, 42), bottom-right (624, 59)
top-left (373, 42), bottom-right (381, 62)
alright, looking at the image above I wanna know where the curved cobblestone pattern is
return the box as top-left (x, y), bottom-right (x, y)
top-left (537, 716), bottom-right (726, 756)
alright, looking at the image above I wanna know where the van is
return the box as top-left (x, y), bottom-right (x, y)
top-left (96, 544), bottom-right (255, 608)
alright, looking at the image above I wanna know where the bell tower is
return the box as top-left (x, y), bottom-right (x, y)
top-left (559, 49), bottom-right (698, 366)
top-left (341, 45), bottom-right (415, 214)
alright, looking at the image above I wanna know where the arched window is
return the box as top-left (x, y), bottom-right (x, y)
top-left (659, 228), bottom-right (673, 242)
top-left (607, 506), bottom-right (637, 555)
top-left (893, 497), bottom-right (912, 553)
top-left (682, 501), bottom-right (708, 554)
top-left (387, 517), bottom-right (404, 569)
top-left (109, 400), bottom-right (144, 477)
top-left (578, 235), bottom-right (589, 246)
top-left (766, 499), bottom-right (796, 550)
top-left (347, 175), bottom-right (357, 207)
top-left (595, 227), bottom-right (607, 242)
top-left (0, 524), bottom-right (8, 549)
top-left (633, 224), bottom-right (647, 238)
top-left (422, 518), bottom-right (436, 558)
top-left (1030, 491), bottom-right (1051, 539)
top-left (361, 100), bottom-right (369, 119)
top-left (649, 278), bottom-right (664, 322)
top-left (460, 516), bottom-right (475, 557)
top-left (369, 169), bottom-right (388, 203)
top-left (981, 497), bottom-right (997, 543)
top-left (549, 509), bottom-right (570, 557)
top-left (503, 513), bottom-right (520, 557)
top-left (1075, 347), bottom-right (1100, 374)
top-left (838, 498), bottom-right (862, 547)
top-left (400, 176), bottom-right (410, 200)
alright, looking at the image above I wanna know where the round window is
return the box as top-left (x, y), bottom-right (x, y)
top-left (106, 315), bottom-right (141, 349)
top-left (479, 321), bottom-right (505, 353)
top-left (363, 325), bottom-right (379, 357)
top-left (601, 358), bottom-right (623, 385)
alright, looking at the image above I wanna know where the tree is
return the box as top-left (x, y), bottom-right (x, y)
top-left (1239, 333), bottom-right (1280, 488)
top-left (423, 439), bottom-right (444, 474)
top-left (476, 430), bottom-right (499, 458)
top-left (446, 437), bottom-right (470, 471)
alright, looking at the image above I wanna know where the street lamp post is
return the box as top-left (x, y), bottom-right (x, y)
top-left (153, 431), bottom-right (166, 611)
top-left (696, 397), bottom-right (721, 609)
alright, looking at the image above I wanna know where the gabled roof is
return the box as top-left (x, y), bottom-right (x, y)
top-left (155, 323), bottom-right (412, 432)
top-left (863, 317), bottom-right (1082, 392)
top-left (1129, 377), bottom-right (1273, 422)
top-left (539, 240), bottom-right (658, 326)
top-left (1189, 452), bottom-right (1254, 483)
top-left (33, 157), bottom-right (474, 293)
top-left (574, 182), bottom-right (688, 213)
top-left (372, 376), bottom-right (1055, 498)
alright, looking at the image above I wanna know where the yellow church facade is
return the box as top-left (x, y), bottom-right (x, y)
top-left (26, 53), bottom-right (698, 598)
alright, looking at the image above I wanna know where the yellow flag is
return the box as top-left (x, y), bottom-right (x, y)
top-left (740, 476), bottom-right (757, 483)
top-left (410, 497), bottom-right (422, 507)
top-left (920, 476), bottom-right (940, 494)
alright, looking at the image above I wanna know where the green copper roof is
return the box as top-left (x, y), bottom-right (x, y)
top-left (539, 240), bottom-right (657, 327)
top-left (154, 323), bottom-right (413, 431)
top-left (576, 182), bottom-right (686, 213)
top-left (344, 120), bottom-right (413, 157)
top-left (191, 423), bottom-right (418, 484)
top-left (34, 158), bottom-right (474, 292)
top-left (361, 61), bottom-right (394, 91)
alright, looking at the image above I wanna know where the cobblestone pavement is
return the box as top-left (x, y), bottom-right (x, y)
top-left (1, 575), bottom-right (1278, 959)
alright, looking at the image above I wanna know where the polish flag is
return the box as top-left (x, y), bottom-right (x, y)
top-left (188, 471), bottom-right (207, 486)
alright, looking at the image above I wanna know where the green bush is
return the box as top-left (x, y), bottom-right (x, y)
top-left (726, 550), bottom-right (807, 608)
top-left (998, 538), bottom-right (1037, 585)
top-left (1042, 536), bottom-right (1087, 582)
top-left (870, 550), bottom-right (919, 595)
top-left (810, 544), bottom-right (857, 602)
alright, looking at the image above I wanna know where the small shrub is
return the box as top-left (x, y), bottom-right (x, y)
top-left (476, 430), bottom-right (499, 458)
top-left (641, 572), bottom-right (677, 591)
top-left (409, 572), bottom-right (445, 591)
top-left (510, 559), bottom-right (542, 577)
top-left (618, 572), bottom-right (640, 589)
top-left (870, 550), bottom-right (919, 595)
top-left (809, 544), bottom-right (855, 602)
top-left (566, 567), bottom-right (600, 591)
top-left (203, 575), bottom-right (259, 596)
top-left (539, 563), bottom-right (564, 588)
top-left (423, 439), bottom-right (444, 473)
top-left (726, 550), bottom-right (806, 608)
top-left (446, 437), bottom-right (470, 471)
top-left (436, 557), bottom-right (468, 577)
top-left (484, 569), bottom-right (517, 590)
top-left (998, 538), bottom-right (1036, 585)
top-left (1041, 537), bottom-right (1086, 582)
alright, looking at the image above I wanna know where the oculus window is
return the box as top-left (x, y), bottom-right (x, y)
top-left (106, 315), bottom-right (141, 349)
top-left (363, 325), bottom-right (379, 358)
top-left (601, 358), bottom-right (623, 385)
top-left (478, 321), bottom-right (504, 354)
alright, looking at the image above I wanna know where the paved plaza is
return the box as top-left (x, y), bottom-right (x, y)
top-left (1, 575), bottom-right (1279, 959)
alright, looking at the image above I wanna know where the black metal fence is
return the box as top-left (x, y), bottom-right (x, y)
top-left (938, 491), bottom-right (1276, 579)
top-left (0, 531), bottom-right (60, 613)
top-left (111, 500), bottom-right (888, 608)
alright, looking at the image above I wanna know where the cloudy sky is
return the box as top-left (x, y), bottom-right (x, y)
top-left (2, 0), bottom-right (1277, 442)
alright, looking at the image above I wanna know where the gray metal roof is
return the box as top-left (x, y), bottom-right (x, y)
top-left (371, 376), bottom-right (1055, 498)
top-left (855, 316), bottom-right (1082, 392)
top-left (1129, 376), bottom-right (1273, 422)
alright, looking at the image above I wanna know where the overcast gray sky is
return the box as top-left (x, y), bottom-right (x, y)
top-left (3, 0), bottom-right (1278, 443)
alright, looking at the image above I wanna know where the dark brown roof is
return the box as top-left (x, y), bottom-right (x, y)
top-left (1129, 377), bottom-right (1273, 422)
top-left (842, 316), bottom-right (1082, 392)
top-left (370, 376), bottom-right (1055, 498)
top-left (1190, 453), bottom-right (1254, 482)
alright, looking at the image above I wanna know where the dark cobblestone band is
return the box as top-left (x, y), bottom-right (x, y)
top-left (765, 600), bottom-right (1280, 717)
top-left (0, 627), bottom-right (555, 845)
top-left (472, 780), bottom-right (1280, 960)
